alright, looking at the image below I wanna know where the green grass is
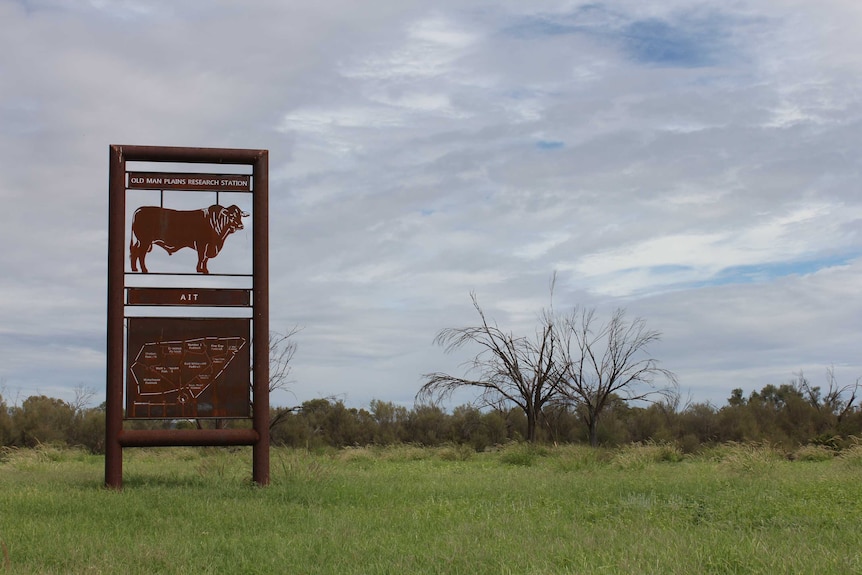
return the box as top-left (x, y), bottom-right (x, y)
top-left (1, 443), bottom-right (862, 574)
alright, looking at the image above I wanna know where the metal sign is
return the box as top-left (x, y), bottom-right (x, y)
top-left (126, 317), bottom-right (251, 419)
top-left (127, 288), bottom-right (251, 307)
top-left (129, 203), bottom-right (250, 274)
top-left (106, 145), bottom-right (270, 489)
top-left (127, 172), bottom-right (251, 191)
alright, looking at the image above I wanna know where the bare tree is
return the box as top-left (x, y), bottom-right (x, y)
top-left (418, 292), bottom-right (563, 442)
top-left (557, 307), bottom-right (676, 447)
top-left (797, 366), bottom-right (860, 424)
top-left (71, 384), bottom-right (96, 414)
top-left (198, 327), bottom-right (302, 430)
top-left (269, 326), bottom-right (302, 394)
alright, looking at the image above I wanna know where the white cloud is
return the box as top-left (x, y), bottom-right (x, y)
top-left (2, 0), bottom-right (862, 411)
top-left (565, 201), bottom-right (861, 296)
top-left (343, 14), bottom-right (481, 81)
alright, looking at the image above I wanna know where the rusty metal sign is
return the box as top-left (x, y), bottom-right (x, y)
top-left (127, 288), bottom-right (250, 307)
top-left (127, 172), bottom-right (251, 191)
top-left (106, 145), bottom-right (270, 489)
top-left (126, 318), bottom-right (251, 419)
top-left (129, 204), bottom-right (249, 275)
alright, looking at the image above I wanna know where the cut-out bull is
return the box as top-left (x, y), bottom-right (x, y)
top-left (130, 204), bottom-right (249, 274)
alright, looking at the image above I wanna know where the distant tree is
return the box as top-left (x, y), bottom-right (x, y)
top-left (678, 402), bottom-right (719, 446)
top-left (450, 404), bottom-right (502, 450)
top-left (71, 406), bottom-right (106, 453)
top-left (405, 404), bottom-right (450, 446)
top-left (369, 400), bottom-right (408, 444)
top-left (539, 402), bottom-right (584, 444)
top-left (727, 388), bottom-right (746, 407)
top-left (796, 367), bottom-right (860, 429)
top-left (68, 384), bottom-right (96, 413)
top-left (625, 403), bottom-right (673, 444)
top-left (325, 402), bottom-right (373, 447)
top-left (717, 397), bottom-right (761, 443)
top-left (0, 392), bottom-right (11, 446)
top-left (11, 395), bottom-right (76, 447)
top-left (556, 307), bottom-right (676, 447)
top-left (478, 409), bottom-right (510, 447)
top-left (418, 292), bottom-right (563, 442)
top-left (740, 381), bottom-right (825, 446)
top-left (269, 326), bottom-right (302, 394)
top-left (264, 327), bottom-right (306, 434)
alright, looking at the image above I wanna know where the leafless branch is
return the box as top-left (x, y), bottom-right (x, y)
top-left (71, 384), bottom-right (96, 414)
top-left (556, 306), bottom-right (676, 446)
top-left (269, 326), bottom-right (302, 394)
top-left (419, 291), bottom-right (563, 441)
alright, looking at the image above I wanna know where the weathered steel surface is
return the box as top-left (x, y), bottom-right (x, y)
top-left (126, 317), bottom-right (251, 419)
top-left (129, 204), bottom-right (249, 274)
top-left (114, 145), bottom-right (267, 164)
top-left (106, 144), bottom-right (270, 489)
top-left (119, 428), bottom-right (258, 447)
top-left (127, 172), bottom-right (251, 191)
top-left (251, 150), bottom-right (270, 486)
top-left (127, 288), bottom-right (251, 307)
top-left (106, 146), bottom-right (126, 489)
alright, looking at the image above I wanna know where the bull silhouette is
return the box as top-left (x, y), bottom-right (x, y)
top-left (130, 204), bottom-right (249, 274)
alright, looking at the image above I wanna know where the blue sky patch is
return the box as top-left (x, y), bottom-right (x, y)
top-left (504, 4), bottom-right (618, 38)
top-left (650, 264), bottom-right (694, 274)
top-left (505, 5), bottom-right (733, 68)
top-left (536, 140), bottom-right (564, 150)
top-left (622, 17), bottom-right (723, 67)
top-left (692, 255), bottom-right (855, 289)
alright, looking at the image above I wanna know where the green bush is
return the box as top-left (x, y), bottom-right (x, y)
top-left (612, 441), bottom-right (683, 469)
top-left (714, 442), bottom-right (783, 474)
top-left (497, 442), bottom-right (555, 466)
top-left (499, 442), bottom-right (540, 467)
top-left (837, 442), bottom-right (862, 467)
top-left (793, 444), bottom-right (835, 462)
top-left (437, 443), bottom-right (475, 462)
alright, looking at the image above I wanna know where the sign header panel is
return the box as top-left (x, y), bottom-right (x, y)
top-left (127, 172), bottom-right (251, 191)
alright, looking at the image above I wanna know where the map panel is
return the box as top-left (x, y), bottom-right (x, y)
top-left (126, 318), bottom-right (251, 419)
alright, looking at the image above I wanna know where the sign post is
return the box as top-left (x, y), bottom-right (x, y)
top-left (106, 145), bottom-right (269, 488)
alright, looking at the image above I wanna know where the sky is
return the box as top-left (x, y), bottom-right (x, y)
top-left (1, 0), bottom-right (861, 412)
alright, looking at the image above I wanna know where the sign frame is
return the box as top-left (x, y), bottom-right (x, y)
top-left (106, 145), bottom-right (270, 488)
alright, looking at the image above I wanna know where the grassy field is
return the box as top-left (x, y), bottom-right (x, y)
top-left (1, 442), bottom-right (862, 574)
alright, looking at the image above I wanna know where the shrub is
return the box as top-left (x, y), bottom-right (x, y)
top-left (11, 396), bottom-right (76, 447)
top-left (837, 441), bottom-right (862, 468)
top-left (437, 443), bottom-right (475, 462)
top-left (715, 442), bottom-right (783, 474)
top-left (551, 444), bottom-right (607, 471)
top-left (612, 441), bottom-right (682, 470)
top-left (499, 442), bottom-right (542, 467)
top-left (793, 444), bottom-right (835, 462)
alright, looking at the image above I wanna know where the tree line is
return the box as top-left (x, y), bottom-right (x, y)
top-left (269, 372), bottom-right (862, 451)
top-left (2, 369), bottom-right (859, 454)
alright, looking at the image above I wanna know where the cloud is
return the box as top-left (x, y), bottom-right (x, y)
top-left (564, 201), bottom-right (861, 296)
top-left (1, 0), bottom-right (862, 413)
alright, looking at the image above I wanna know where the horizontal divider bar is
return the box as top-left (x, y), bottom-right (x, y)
top-left (124, 272), bottom-right (253, 277)
top-left (119, 428), bottom-right (259, 447)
